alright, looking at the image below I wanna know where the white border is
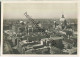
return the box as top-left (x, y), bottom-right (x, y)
top-left (1, 1), bottom-right (79, 57)
top-left (2, 1), bottom-right (78, 4)
top-left (78, 0), bottom-right (80, 57)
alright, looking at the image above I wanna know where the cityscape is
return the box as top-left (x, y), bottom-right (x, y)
top-left (3, 3), bottom-right (77, 54)
top-left (3, 12), bottom-right (77, 54)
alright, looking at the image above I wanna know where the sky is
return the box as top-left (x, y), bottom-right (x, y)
top-left (3, 3), bottom-right (77, 19)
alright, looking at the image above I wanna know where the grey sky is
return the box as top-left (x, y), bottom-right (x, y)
top-left (3, 3), bottom-right (77, 19)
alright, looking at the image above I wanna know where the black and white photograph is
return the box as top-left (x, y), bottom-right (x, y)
top-left (3, 2), bottom-right (77, 54)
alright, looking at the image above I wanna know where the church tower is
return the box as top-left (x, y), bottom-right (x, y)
top-left (60, 14), bottom-right (65, 22)
top-left (60, 14), bottom-right (67, 29)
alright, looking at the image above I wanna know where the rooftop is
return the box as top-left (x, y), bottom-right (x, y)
top-left (63, 38), bottom-right (74, 44)
top-left (19, 40), bottom-right (35, 46)
top-left (63, 47), bottom-right (77, 54)
top-left (49, 37), bottom-right (63, 40)
top-left (41, 37), bottom-right (63, 42)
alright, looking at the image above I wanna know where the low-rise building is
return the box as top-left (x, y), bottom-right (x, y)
top-left (17, 40), bottom-right (40, 53)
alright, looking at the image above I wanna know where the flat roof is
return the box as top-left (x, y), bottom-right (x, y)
top-left (49, 37), bottom-right (63, 40)
top-left (41, 37), bottom-right (63, 41)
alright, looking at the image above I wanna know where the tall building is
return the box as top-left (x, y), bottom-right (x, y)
top-left (60, 14), bottom-right (67, 29)
top-left (60, 14), bottom-right (65, 22)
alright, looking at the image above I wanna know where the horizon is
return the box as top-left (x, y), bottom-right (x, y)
top-left (3, 18), bottom-right (77, 21)
top-left (3, 17), bottom-right (77, 20)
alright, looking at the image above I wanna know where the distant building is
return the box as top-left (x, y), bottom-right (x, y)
top-left (50, 46), bottom-right (62, 54)
top-left (60, 14), bottom-right (65, 22)
top-left (53, 21), bottom-right (57, 28)
top-left (11, 35), bottom-right (17, 46)
top-left (17, 40), bottom-right (41, 54)
top-left (27, 24), bottom-right (33, 35)
top-left (60, 14), bottom-right (67, 29)
top-left (41, 38), bottom-right (50, 46)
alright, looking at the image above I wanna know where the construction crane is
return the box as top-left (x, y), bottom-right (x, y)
top-left (24, 12), bottom-right (50, 37)
top-left (24, 12), bottom-right (38, 27)
top-left (24, 12), bottom-right (45, 32)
